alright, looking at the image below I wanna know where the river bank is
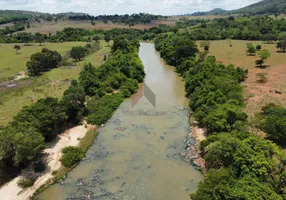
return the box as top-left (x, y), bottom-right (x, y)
top-left (0, 122), bottom-right (96, 200)
top-left (35, 42), bottom-right (203, 200)
top-left (182, 119), bottom-right (207, 174)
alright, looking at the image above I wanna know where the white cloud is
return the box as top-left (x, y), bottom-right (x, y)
top-left (0, 0), bottom-right (261, 15)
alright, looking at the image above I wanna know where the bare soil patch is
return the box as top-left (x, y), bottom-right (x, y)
top-left (243, 64), bottom-right (286, 116)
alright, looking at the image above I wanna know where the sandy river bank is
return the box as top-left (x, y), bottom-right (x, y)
top-left (0, 123), bottom-right (94, 200)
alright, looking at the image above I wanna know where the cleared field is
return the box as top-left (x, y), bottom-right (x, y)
top-left (22, 19), bottom-right (176, 35)
top-left (0, 42), bottom-right (86, 81)
top-left (204, 40), bottom-right (286, 116)
top-left (0, 41), bottom-right (110, 126)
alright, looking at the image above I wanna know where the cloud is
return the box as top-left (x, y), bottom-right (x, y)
top-left (0, 0), bottom-right (261, 15)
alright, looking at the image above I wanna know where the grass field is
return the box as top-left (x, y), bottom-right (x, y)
top-left (202, 40), bottom-right (286, 116)
top-left (0, 40), bottom-right (110, 126)
top-left (0, 42), bottom-right (86, 81)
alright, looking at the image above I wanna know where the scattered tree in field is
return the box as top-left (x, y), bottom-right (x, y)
top-left (27, 48), bottom-right (62, 76)
top-left (70, 46), bottom-right (86, 61)
top-left (256, 49), bottom-right (270, 67)
top-left (91, 20), bottom-right (96, 26)
top-left (256, 44), bottom-right (262, 51)
top-left (27, 22), bottom-right (30, 29)
top-left (103, 55), bottom-right (107, 61)
top-left (104, 34), bottom-right (111, 46)
top-left (200, 41), bottom-right (211, 52)
top-left (246, 43), bottom-right (256, 56)
top-left (93, 35), bottom-right (100, 43)
top-left (277, 32), bottom-right (286, 53)
top-left (14, 45), bottom-right (21, 54)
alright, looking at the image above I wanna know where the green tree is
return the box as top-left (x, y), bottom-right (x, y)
top-left (255, 49), bottom-right (270, 67)
top-left (246, 43), bottom-right (256, 56)
top-left (61, 80), bottom-right (86, 121)
top-left (14, 45), bottom-right (21, 54)
top-left (12, 97), bottom-right (67, 141)
top-left (27, 48), bottom-right (62, 76)
top-left (104, 34), bottom-right (111, 46)
top-left (277, 32), bottom-right (286, 52)
top-left (11, 124), bottom-right (45, 166)
top-left (60, 146), bottom-right (84, 168)
top-left (70, 46), bottom-right (86, 61)
top-left (261, 105), bottom-right (286, 140)
top-left (256, 44), bottom-right (262, 50)
top-left (35, 33), bottom-right (45, 46)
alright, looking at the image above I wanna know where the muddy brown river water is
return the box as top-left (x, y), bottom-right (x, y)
top-left (36, 42), bottom-right (203, 200)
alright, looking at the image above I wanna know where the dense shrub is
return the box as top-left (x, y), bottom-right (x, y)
top-left (87, 94), bottom-right (124, 125)
top-left (17, 177), bottom-right (36, 188)
top-left (60, 146), bottom-right (84, 168)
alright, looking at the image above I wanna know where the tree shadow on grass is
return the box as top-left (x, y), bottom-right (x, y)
top-left (276, 50), bottom-right (286, 53)
top-left (256, 65), bottom-right (270, 69)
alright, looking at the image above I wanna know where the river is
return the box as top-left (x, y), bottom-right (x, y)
top-left (36, 42), bottom-right (203, 200)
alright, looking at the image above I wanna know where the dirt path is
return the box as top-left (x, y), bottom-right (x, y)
top-left (0, 124), bottom-right (95, 200)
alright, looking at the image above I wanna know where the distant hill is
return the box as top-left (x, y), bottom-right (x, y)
top-left (188, 0), bottom-right (286, 16)
top-left (233, 0), bottom-right (286, 14)
top-left (0, 10), bottom-right (88, 24)
top-left (189, 8), bottom-right (227, 16)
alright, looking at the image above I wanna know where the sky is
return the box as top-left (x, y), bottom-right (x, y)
top-left (0, 0), bottom-right (262, 15)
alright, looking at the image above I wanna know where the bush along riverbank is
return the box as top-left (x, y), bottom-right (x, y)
top-left (154, 32), bottom-right (286, 199)
top-left (0, 37), bottom-right (145, 198)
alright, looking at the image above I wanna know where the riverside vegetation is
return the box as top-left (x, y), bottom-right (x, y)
top-left (0, 10), bottom-right (286, 199)
top-left (154, 33), bottom-right (286, 199)
top-left (0, 37), bottom-right (144, 186)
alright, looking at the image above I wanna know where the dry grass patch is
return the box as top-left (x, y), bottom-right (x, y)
top-left (202, 40), bottom-right (286, 116)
